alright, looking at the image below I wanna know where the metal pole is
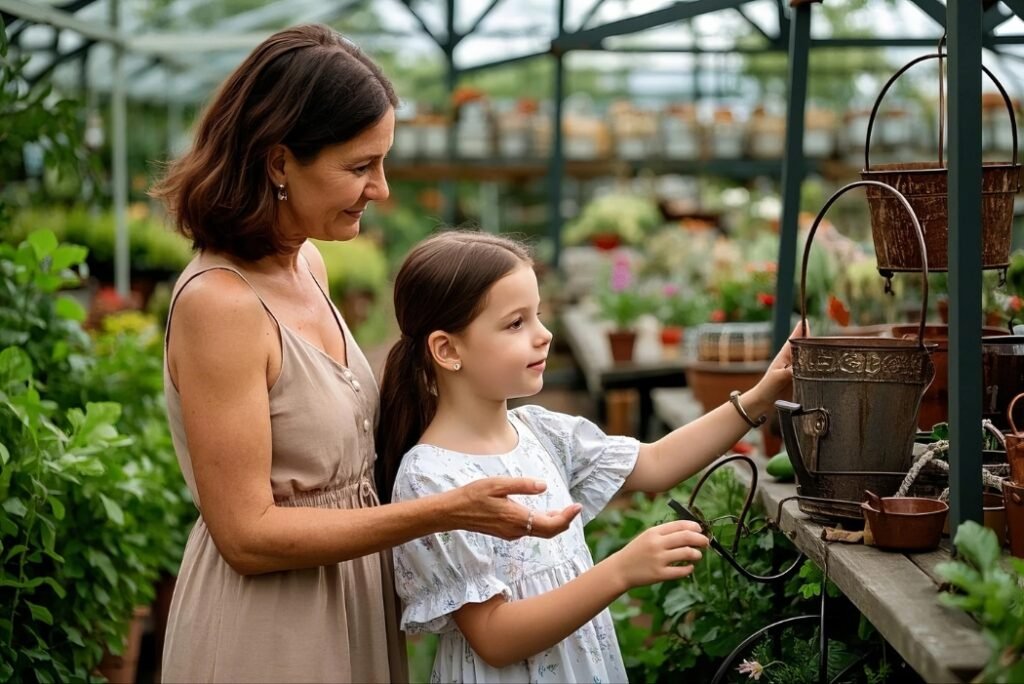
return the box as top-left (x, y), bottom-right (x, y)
top-left (548, 0), bottom-right (567, 268)
top-left (110, 0), bottom-right (129, 299)
top-left (772, 1), bottom-right (812, 353)
top-left (947, 0), bottom-right (984, 532)
top-left (442, 0), bottom-right (458, 225)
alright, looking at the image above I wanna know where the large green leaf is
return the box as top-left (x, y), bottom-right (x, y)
top-left (0, 347), bottom-right (32, 386)
top-left (26, 230), bottom-right (57, 260)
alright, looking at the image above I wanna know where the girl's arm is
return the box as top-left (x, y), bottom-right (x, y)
top-left (452, 520), bottom-right (706, 668)
top-left (170, 273), bottom-right (579, 576)
top-left (622, 324), bottom-right (801, 494)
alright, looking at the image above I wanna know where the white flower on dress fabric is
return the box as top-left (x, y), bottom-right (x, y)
top-left (737, 659), bottom-right (764, 680)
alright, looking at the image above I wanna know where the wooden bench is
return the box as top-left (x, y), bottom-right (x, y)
top-left (653, 389), bottom-right (992, 683)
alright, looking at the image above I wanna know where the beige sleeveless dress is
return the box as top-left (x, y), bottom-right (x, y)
top-left (160, 260), bottom-right (407, 683)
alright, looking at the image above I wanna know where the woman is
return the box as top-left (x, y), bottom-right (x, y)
top-left (152, 24), bottom-right (580, 683)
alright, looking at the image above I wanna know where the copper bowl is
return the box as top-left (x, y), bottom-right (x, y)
top-left (861, 494), bottom-right (949, 552)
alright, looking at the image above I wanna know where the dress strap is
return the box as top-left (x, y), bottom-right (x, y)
top-left (164, 265), bottom-right (279, 351)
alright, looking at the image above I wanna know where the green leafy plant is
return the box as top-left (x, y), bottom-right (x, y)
top-left (564, 193), bottom-right (662, 247)
top-left (596, 255), bottom-right (656, 330)
top-left (660, 284), bottom-right (709, 328)
top-left (937, 521), bottom-right (1024, 682)
top-left (0, 231), bottom-right (191, 681)
top-left (711, 268), bottom-right (777, 323)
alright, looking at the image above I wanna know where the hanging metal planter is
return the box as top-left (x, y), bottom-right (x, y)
top-left (777, 181), bottom-right (936, 522)
top-left (860, 45), bottom-right (1020, 278)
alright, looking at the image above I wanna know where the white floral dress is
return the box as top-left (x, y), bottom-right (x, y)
top-left (392, 405), bottom-right (640, 684)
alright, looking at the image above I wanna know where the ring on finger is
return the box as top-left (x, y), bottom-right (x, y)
top-left (525, 509), bottom-right (534, 535)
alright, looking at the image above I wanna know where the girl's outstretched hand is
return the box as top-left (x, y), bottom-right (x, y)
top-left (446, 477), bottom-right (583, 541)
top-left (608, 520), bottom-right (709, 589)
top-left (756, 321), bottom-right (809, 402)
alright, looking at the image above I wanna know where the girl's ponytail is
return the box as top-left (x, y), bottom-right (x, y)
top-left (374, 230), bottom-right (532, 503)
top-left (375, 335), bottom-right (436, 503)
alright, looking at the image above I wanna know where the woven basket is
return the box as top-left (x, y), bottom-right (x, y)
top-left (695, 322), bottom-right (773, 363)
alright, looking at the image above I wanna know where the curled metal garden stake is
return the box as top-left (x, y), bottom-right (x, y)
top-left (667, 454), bottom-right (833, 684)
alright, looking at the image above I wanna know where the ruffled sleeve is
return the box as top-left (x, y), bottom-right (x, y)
top-left (391, 450), bottom-right (512, 634)
top-left (511, 405), bottom-right (640, 524)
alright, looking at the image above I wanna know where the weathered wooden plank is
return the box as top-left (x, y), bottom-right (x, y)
top-left (651, 388), bottom-right (703, 429)
top-left (723, 458), bottom-right (989, 683)
top-left (560, 306), bottom-right (611, 396)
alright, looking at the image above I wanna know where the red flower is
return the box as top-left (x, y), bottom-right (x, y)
top-left (710, 309), bottom-right (727, 322)
top-left (1011, 295), bottom-right (1023, 313)
top-left (757, 293), bottom-right (775, 308)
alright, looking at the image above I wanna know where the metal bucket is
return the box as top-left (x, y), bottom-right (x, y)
top-left (1004, 393), bottom-right (1024, 485)
top-left (777, 181), bottom-right (936, 522)
top-left (982, 336), bottom-right (1024, 429)
top-left (860, 50), bottom-right (1020, 275)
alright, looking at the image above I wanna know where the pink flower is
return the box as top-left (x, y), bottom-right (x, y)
top-left (662, 282), bottom-right (681, 297)
top-left (737, 659), bottom-right (764, 680)
top-left (611, 255), bottom-right (633, 293)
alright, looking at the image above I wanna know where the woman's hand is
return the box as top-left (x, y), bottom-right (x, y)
top-left (444, 478), bottom-right (583, 540)
top-left (606, 520), bottom-right (708, 590)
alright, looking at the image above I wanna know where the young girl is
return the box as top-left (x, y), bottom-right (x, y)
top-left (376, 231), bottom-right (796, 683)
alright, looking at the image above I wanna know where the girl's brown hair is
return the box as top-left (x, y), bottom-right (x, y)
top-left (150, 24), bottom-right (397, 260)
top-left (375, 231), bottom-right (532, 503)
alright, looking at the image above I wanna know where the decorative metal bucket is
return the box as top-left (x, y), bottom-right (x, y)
top-left (777, 181), bottom-right (936, 522)
top-left (860, 49), bottom-right (1020, 275)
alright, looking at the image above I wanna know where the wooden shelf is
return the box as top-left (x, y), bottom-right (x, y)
top-left (385, 156), bottom-right (859, 182)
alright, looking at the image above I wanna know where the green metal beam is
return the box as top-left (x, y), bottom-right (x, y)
top-left (773, 1), bottom-right (812, 355)
top-left (0, 0), bottom-right (124, 45)
top-left (909, 0), bottom-right (947, 28)
top-left (578, 0), bottom-right (610, 30)
top-left (398, 0), bottom-right (442, 48)
top-left (26, 38), bottom-right (94, 86)
top-left (554, 0), bottom-right (754, 51)
top-left (947, 0), bottom-right (985, 534)
top-left (458, 49), bottom-right (549, 74)
top-left (549, 0), bottom-right (567, 268)
top-left (735, 6), bottom-right (778, 45)
top-left (463, 0), bottom-right (503, 41)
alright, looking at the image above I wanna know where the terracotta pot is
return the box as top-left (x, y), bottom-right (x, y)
top-left (152, 575), bottom-right (177, 680)
top-left (591, 234), bottom-right (621, 251)
top-left (607, 330), bottom-right (637, 363)
top-left (660, 325), bottom-right (684, 347)
top-left (97, 605), bottom-right (151, 684)
top-left (685, 361), bottom-right (766, 415)
top-left (944, 492), bottom-right (1008, 544)
top-left (891, 324), bottom-right (1009, 430)
top-left (1004, 480), bottom-right (1024, 558)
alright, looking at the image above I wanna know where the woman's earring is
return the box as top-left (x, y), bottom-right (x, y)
top-left (277, 183), bottom-right (288, 201)
top-left (453, 363), bottom-right (461, 371)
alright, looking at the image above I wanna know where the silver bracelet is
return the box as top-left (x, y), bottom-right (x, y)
top-left (729, 390), bottom-right (766, 429)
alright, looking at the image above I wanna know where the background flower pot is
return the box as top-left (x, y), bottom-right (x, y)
top-left (97, 605), bottom-right (151, 684)
top-left (891, 324), bottom-right (1008, 429)
top-left (607, 330), bottom-right (637, 363)
top-left (659, 325), bottom-right (684, 358)
top-left (685, 361), bottom-right (766, 415)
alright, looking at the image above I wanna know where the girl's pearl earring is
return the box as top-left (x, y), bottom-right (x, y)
top-left (453, 363), bottom-right (461, 371)
top-left (277, 184), bottom-right (288, 201)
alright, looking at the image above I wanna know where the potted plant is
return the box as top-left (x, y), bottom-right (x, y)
top-left (563, 193), bottom-right (661, 250)
top-left (658, 283), bottom-right (708, 358)
top-left (596, 255), bottom-right (655, 362)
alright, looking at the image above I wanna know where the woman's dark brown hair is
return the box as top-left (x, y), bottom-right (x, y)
top-left (150, 24), bottom-right (397, 260)
top-left (375, 231), bottom-right (532, 503)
